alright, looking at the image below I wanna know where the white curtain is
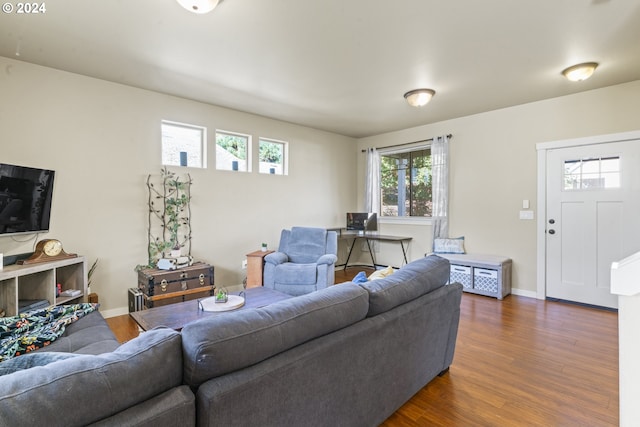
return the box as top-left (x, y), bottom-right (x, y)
top-left (431, 135), bottom-right (450, 242)
top-left (364, 148), bottom-right (380, 214)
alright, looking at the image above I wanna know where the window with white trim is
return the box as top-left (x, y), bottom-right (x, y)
top-left (258, 138), bottom-right (287, 175)
top-left (215, 130), bottom-right (250, 172)
top-left (161, 121), bottom-right (206, 168)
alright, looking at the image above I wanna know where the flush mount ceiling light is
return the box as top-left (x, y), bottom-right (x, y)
top-left (176, 0), bottom-right (220, 14)
top-left (404, 89), bottom-right (436, 107)
top-left (562, 62), bottom-right (598, 82)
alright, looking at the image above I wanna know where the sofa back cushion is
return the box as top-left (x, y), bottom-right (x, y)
top-left (0, 328), bottom-right (183, 426)
top-left (182, 283), bottom-right (369, 387)
top-left (357, 255), bottom-right (450, 317)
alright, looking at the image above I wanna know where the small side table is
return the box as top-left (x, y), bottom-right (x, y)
top-left (246, 250), bottom-right (274, 288)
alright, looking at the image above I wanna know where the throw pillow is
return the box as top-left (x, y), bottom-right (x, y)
top-left (368, 265), bottom-right (394, 280)
top-left (351, 271), bottom-right (368, 283)
top-left (433, 237), bottom-right (466, 254)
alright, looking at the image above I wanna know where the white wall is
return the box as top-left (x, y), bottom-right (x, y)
top-left (357, 80), bottom-right (640, 295)
top-left (3, 54), bottom-right (639, 312)
top-left (0, 57), bottom-right (357, 315)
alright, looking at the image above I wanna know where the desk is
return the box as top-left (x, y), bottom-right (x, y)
top-left (338, 233), bottom-right (412, 270)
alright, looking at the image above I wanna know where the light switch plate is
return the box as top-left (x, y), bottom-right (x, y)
top-left (519, 210), bottom-right (534, 220)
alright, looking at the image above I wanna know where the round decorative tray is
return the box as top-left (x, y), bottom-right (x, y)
top-left (199, 295), bottom-right (245, 312)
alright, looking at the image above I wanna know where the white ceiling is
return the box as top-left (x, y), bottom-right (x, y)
top-left (1, 0), bottom-right (639, 138)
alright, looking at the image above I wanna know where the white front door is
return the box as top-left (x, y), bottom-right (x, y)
top-left (546, 139), bottom-right (640, 308)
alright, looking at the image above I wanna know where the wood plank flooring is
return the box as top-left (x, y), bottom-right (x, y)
top-left (106, 268), bottom-right (618, 426)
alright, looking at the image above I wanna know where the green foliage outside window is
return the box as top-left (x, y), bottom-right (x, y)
top-left (380, 148), bottom-right (432, 217)
top-left (216, 133), bottom-right (247, 160)
top-left (259, 140), bottom-right (283, 163)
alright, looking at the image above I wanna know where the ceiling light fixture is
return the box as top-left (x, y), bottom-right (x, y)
top-left (176, 0), bottom-right (220, 14)
top-left (404, 88), bottom-right (436, 107)
top-left (562, 62), bottom-right (598, 82)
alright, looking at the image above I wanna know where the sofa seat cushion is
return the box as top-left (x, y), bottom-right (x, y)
top-left (182, 283), bottom-right (369, 387)
top-left (274, 262), bottom-right (317, 285)
top-left (357, 255), bottom-right (450, 317)
top-left (0, 303), bottom-right (103, 361)
top-left (34, 310), bottom-right (120, 355)
top-left (0, 328), bottom-right (183, 426)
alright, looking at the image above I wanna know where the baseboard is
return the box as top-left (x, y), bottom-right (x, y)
top-left (510, 288), bottom-right (538, 299)
top-left (100, 306), bottom-right (129, 319)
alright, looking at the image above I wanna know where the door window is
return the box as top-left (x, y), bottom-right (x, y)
top-left (563, 156), bottom-right (620, 190)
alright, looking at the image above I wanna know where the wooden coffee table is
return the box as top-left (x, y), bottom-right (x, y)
top-left (130, 287), bottom-right (291, 331)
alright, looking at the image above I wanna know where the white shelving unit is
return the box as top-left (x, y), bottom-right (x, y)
top-left (0, 256), bottom-right (87, 317)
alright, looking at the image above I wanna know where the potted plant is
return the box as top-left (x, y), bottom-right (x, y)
top-left (87, 258), bottom-right (99, 293)
top-left (215, 288), bottom-right (228, 303)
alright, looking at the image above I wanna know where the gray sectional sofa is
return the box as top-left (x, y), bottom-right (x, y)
top-left (0, 255), bottom-right (462, 427)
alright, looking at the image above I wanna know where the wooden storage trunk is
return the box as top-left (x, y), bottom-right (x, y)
top-left (137, 262), bottom-right (214, 309)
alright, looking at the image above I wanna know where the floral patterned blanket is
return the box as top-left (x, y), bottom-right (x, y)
top-left (0, 303), bottom-right (98, 362)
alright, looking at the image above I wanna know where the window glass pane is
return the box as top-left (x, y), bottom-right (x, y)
top-left (410, 149), bottom-right (432, 216)
top-left (563, 156), bottom-right (620, 190)
top-left (380, 147), bottom-right (431, 217)
top-left (602, 172), bottom-right (621, 188)
top-left (600, 157), bottom-right (619, 172)
top-left (161, 121), bottom-right (205, 168)
top-left (259, 139), bottom-right (286, 175)
top-left (216, 131), bottom-right (249, 172)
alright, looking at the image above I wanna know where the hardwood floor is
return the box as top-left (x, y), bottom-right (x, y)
top-left (106, 268), bottom-right (619, 426)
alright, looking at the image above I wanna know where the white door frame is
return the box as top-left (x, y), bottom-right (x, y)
top-left (536, 130), bottom-right (640, 300)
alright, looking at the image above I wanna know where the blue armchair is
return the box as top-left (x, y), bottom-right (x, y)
top-left (263, 227), bottom-right (338, 296)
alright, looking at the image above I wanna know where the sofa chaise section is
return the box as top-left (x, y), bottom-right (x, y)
top-left (0, 326), bottom-right (194, 427)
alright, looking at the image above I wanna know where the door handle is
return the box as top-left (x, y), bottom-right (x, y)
top-left (548, 229), bottom-right (556, 235)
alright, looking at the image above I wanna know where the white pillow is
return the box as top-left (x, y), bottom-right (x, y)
top-left (433, 237), bottom-right (465, 254)
top-left (368, 266), bottom-right (394, 280)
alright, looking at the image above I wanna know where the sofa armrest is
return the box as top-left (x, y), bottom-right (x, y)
top-left (265, 252), bottom-right (288, 265)
top-left (317, 254), bottom-right (338, 265)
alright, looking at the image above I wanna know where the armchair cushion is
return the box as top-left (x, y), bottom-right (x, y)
top-left (274, 263), bottom-right (318, 285)
top-left (286, 227), bottom-right (328, 263)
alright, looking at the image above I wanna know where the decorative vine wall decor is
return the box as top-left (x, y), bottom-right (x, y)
top-left (141, 167), bottom-right (192, 269)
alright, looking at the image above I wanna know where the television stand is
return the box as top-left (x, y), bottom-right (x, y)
top-left (3, 252), bottom-right (34, 267)
top-left (0, 257), bottom-right (87, 317)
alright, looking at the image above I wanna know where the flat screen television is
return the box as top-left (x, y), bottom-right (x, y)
top-left (346, 212), bottom-right (377, 231)
top-left (0, 163), bottom-right (55, 236)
